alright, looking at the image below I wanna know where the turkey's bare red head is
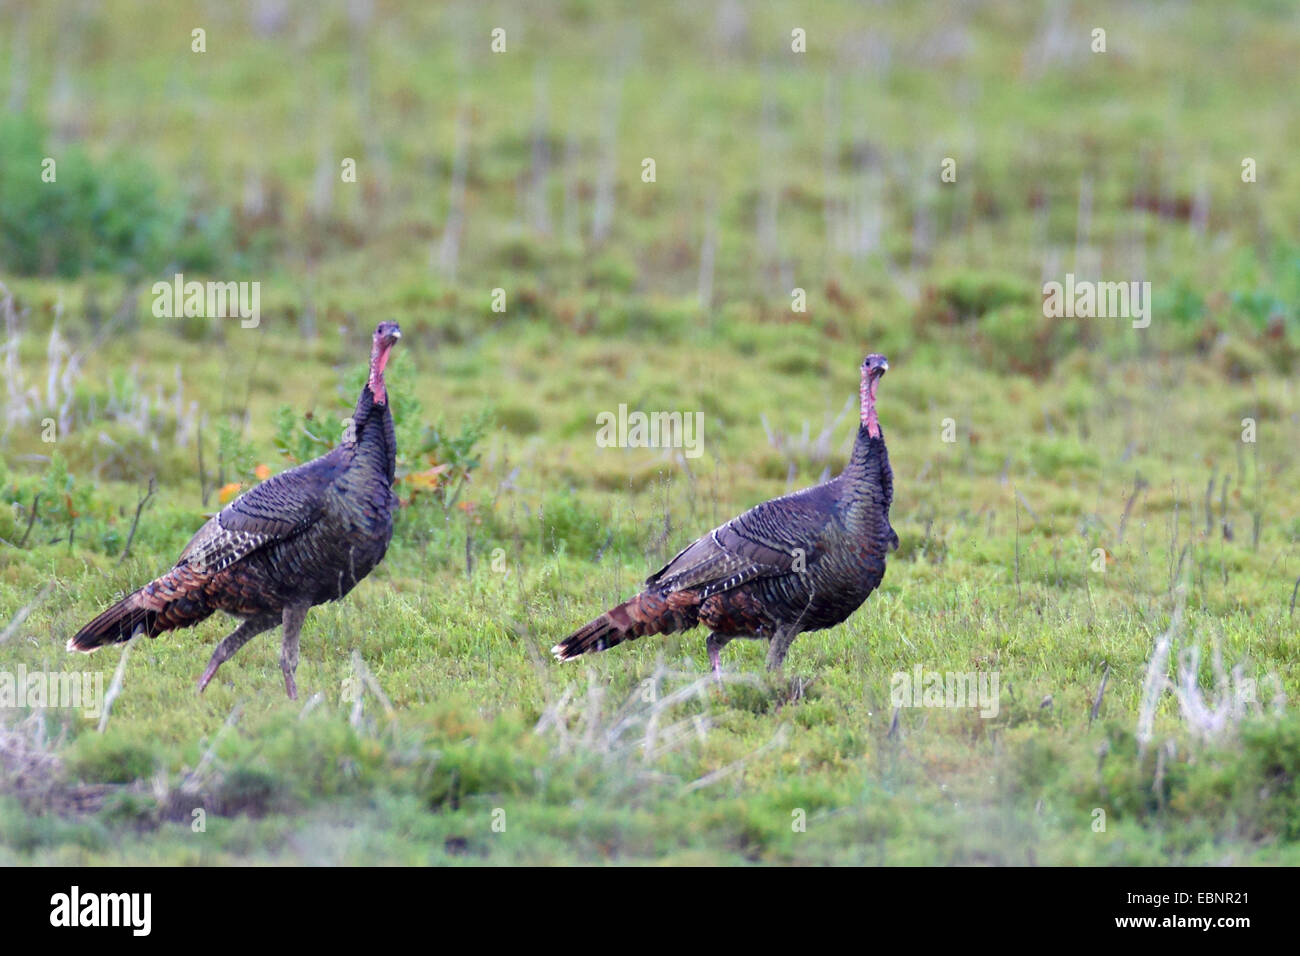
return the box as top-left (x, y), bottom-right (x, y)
top-left (860, 353), bottom-right (888, 438)
top-left (368, 321), bottom-right (402, 405)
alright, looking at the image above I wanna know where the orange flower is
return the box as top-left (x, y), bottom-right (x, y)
top-left (404, 464), bottom-right (452, 492)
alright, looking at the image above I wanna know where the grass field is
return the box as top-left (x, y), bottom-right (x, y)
top-left (1, 0), bottom-right (1299, 864)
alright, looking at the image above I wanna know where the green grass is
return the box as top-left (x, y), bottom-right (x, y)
top-left (1, 0), bottom-right (1299, 864)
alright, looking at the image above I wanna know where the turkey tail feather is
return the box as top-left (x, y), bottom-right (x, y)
top-left (551, 610), bottom-right (627, 661)
top-left (67, 589), bottom-right (159, 651)
top-left (68, 568), bottom-right (213, 652)
top-left (551, 591), bottom-right (699, 661)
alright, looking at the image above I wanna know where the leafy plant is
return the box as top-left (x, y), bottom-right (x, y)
top-left (272, 404), bottom-right (339, 465)
top-left (404, 410), bottom-right (492, 510)
top-left (215, 419), bottom-right (257, 488)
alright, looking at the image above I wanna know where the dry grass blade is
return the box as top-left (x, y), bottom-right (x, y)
top-left (683, 723), bottom-right (790, 794)
top-left (179, 703), bottom-right (243, 796)
top-left (1137, 591), bottom-right (1183, 754)
top-left (1090, 662), bottom-right (1110, 725)
top-left (97, 635), bottom-right (137, 733)
top-left (1138, 584), bottom-right (1278, 751)
top-left (347, 649), bottom-right (394, 728)
top-left (0, 583), bottom-right (52, 644)
top-left (538, 660), bottom-right (761, 766)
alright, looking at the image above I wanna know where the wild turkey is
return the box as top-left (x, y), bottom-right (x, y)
top-left (553, 353), bottom-right (896, 678)
top-left (67, 322), bottom-right (403, 699)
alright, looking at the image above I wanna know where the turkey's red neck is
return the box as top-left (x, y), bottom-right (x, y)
top-left (368, 339), bottom-right (394, 405)
top-left (860, 367), bottom-right (880, 439)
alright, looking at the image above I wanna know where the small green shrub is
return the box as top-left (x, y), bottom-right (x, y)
top-left (924, 271), bottom-right (1034, 324)
top-left (64, 731), bottom-right (155, 784)
top-left (273, 404), bottom-right (338, 465)
top-left (0, 115), bottom-right (235, 277)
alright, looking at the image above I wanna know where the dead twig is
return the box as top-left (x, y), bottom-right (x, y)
top-left (1116, 474), bottom-right (1148, 546)
top-left (1089, 662), bottom-right (1110, 725)
top-left (197, 420), bottom-right (208, 506)
top-left (17, 493), bottom-right (40, 548)
top-left (118, 478), bottom-right (157, 564)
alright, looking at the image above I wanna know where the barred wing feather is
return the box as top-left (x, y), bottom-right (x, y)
top-left (179, 453), bottom-right (346, 573)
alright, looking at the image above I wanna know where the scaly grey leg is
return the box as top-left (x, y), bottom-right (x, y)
top-left (765, 627), bottom-right (796, 672)
top-left (198, 614), bottom-right (279, 693)
top-left (706, 633), bottom-right (731, 685)
top-left (279, 605), bottom-right (309, 700)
